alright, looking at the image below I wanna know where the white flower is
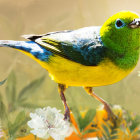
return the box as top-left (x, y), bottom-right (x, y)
top-left (28, 106), bottom-right (71, 140)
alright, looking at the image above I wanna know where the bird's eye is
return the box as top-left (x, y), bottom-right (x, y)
top-left (115, 19), bottom-right (125, 29)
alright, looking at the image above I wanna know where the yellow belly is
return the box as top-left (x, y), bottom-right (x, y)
top-left (38, 55), bottom-right (133, 87)
top-left (21, 51), bottom-right (134, 87)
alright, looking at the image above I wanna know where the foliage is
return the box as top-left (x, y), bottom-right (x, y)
top-left (69, 102), bottom-right (140, 140)
top-left (0, 72), bottom-right (45, 139)
top-left (1, 72), bottom-right (140, 140)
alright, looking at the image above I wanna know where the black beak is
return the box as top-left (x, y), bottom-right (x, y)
top-left (128, 18), bottom-right (140, 28)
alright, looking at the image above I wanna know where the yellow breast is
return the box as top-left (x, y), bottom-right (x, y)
top-left (20, 51), bottom-right (133, 87)
top-left (37, 55), bottom-right (133, 87)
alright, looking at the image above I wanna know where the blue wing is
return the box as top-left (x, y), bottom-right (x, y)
top-left (23, 26), bottom-right (106, 66)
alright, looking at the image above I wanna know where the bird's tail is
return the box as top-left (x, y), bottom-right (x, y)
top-left (0, 40), bottom-right (39, 52)
top-left (0, 40), bottom-right (52, 61)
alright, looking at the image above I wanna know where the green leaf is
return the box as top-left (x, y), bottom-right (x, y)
top-left (132, 129), bottom-right (140, 136)
top-left (67, 94), bottom-right (83, 132)
top-left (5, 72), bottom-right (16, 110)
top-left (69, 94), bottom-right (96, 132)
top-left (124, 112), bottom-right (140, 133)
top-left (102, 131), bottom-right (108, 140)
top-left (77, 117), bottom-right (84, 132)
top-left (110, 127), bottom-right (119, 140)
top-left (70, 105), bottom-right (83, 131)
top-left (129, 115), bottom-right (140, 133)
top-left (7, 120), bottom-right (15, 139)
top-left (0, 78), bottom-right (7, 86)
top-left (0, 92), bottom-right (3, 101)
top-left (111, 134), bottom-right (119, 140)
top-left (13, 111), bottom-right (25, 125)
top-left (0, 99), bottom-right (7, 121)
top-left (19, 102), bottom-right (43, 109)
top-left (73, 109), bottom-right (96, 132)
top-left (102, 124), bottom-right (110, 138)
top-left (82, 129), bottom-right (97, 135)
top-left (8, 111), bottom-right (28, 137)
top-left (15, 125), bottom-right (30, 138)
top-left (111, 129), bottom-right (118, 135)
top-left (17, 75), bottom-right (45, 102)
top-left (80, 109), bottom-right (96, 130)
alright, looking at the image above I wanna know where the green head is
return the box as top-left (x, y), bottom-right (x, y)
top-left (100, 11), bottom-right (140, 69)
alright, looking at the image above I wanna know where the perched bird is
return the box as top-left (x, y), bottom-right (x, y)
top-left (0, 11), bottom-right (140, 122)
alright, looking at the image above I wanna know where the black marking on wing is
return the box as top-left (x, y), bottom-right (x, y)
top-left (40, 38), bottom-right (106, 66)
top-left (24, 30), bottom-right (106, 66)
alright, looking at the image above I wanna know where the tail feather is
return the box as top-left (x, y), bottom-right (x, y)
top-left (0, 40), bottom-right (34, 51)
top-left (0, 40), bottom-right (52, 61)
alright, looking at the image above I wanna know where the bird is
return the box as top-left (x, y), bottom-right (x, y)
top-left (0, 11), bottom-right (140, 123)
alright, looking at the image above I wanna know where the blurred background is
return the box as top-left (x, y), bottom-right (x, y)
top-left (0, 0), bottom-right (140, 115)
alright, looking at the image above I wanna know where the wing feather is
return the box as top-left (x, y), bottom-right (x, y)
top-left (23, 26), bottom-right (106, 66)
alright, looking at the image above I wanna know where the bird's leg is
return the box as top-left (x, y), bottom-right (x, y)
top-left (58, 84), bottom-right (70, 121)
top-left (84, 87), bottom-right (117, 125)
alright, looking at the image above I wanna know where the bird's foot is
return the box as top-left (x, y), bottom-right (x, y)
top-left (103, 103), bottom-right (118, 126)
top-left (84, 87), bottom-right (118, 126)
top-left (64, 106), bottom-right (70, 122)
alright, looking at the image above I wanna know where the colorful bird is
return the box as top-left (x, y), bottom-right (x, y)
top-left (0, 11), bottom-right (140, 123)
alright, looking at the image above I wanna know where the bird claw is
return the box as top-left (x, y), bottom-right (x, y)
top-left (103, 104), bottom-right (118, 126)
top-left (64, 107), bottom-right (71, 122)
top-left (64, 111), bottom-right (70, 122)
